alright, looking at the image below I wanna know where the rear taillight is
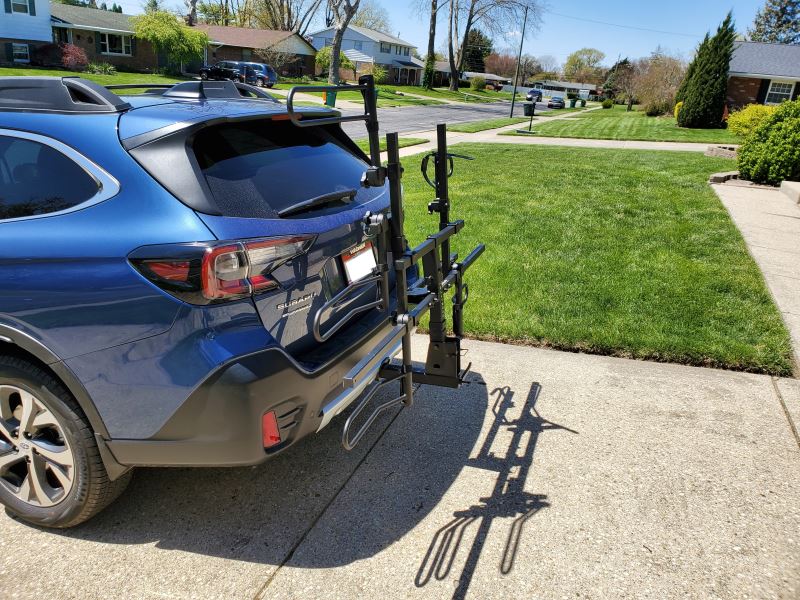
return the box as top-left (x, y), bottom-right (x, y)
top-left (131, 235), bottom-right (314, 304)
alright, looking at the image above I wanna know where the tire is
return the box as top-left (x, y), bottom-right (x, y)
top-left (0, 356), bottom-right (131, 528)
top-left (255, 78), bottom-right (265, 88)
top-left (200, 72), bottom-right (209, 80)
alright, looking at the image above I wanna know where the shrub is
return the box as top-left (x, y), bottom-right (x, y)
top-left (602, 98), bottom-right (613, 109)
top-left (30, 43), bottom-right (62, 66)
top-left (369, 64), bottom-right (388, 84)
top-left (86, 62), bottom-right (117, 75)
top-left (727, 104), bottom-right (778, 139)
top-left (580, 99), bottom-right (586, 107)
top-left (470, 76), bottom-right (486, 91)
top-left (566, 91), bottom-right (578, 100)
top-left (673, 101), bottom-right (683, 120)
top-left (61, 44), bottom-right (88, 71)
top-left (738, 99), bottom-right (800, 185)
top-left (644, 100), bottom-right (670, 116)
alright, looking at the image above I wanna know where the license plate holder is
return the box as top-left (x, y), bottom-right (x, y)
top-left (342, 241), bottom-right (377, 283)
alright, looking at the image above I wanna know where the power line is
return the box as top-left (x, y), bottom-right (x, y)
top-left (546, 10), bottom-right (705, 38)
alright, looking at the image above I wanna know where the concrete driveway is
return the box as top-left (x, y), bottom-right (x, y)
top-left (1, 337), bottom-right (798, 600)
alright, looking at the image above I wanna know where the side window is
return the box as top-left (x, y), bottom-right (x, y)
top-left (0, 135), bottom-right (99, 220)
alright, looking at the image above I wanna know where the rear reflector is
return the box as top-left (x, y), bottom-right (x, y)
top-left (262, 411), bottom-right (282, 448)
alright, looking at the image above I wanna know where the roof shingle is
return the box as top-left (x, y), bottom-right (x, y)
top-left (730, 41), bottom-right (800, 79)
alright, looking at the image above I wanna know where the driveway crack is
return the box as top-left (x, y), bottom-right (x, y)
top-left (772, 377), bottom-right (800, 451)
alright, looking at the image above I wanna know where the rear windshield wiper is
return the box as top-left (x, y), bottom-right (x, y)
top-left (278, 189), bottom-right (357, 217)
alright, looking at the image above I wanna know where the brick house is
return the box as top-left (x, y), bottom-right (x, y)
top-left (1, 1), bottom-right (159, 71)
top-left (193, 25), bottom-right (316, 76)
top-left (727, 41), bottom-right (800, 108)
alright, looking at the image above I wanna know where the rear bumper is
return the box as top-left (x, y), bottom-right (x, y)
top-left (106, 316), bottom-right (398, 467)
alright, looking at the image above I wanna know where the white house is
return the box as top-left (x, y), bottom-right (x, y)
top-left (309, 24), bottom-right (423, 85)
top-left (2, 0), bottom-right (51, 64)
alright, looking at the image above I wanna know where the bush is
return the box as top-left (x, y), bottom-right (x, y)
top-left (644, 100), bottom-right (670, 116)
top-left (30, 43), bottom-right (62, 66)
top-left (727, 104), bottom-right (778, 139)
top-left (673, 101), bottom-right (683, 120)
top-left (580, 99), bottom-right (586, 107)
top-left (738, 100), bottom-right (800, 185)
top-left (61, 44), bottom-right (88, 71)
top-left (470, 76), bottom-right (486, 91)
top-left (602, 98), bottom-right (613, 109)
top-left (370, 64), bottom-right (388, 84)
top-left (566, 91), bottom-right (578, 100)
top-left (86, 62), bottom-right (117, 75)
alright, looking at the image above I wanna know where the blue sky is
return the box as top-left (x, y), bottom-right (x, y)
top-left (118, 0), bottom-right (765, 67)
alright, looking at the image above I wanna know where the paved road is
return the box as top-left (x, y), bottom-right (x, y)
top-left (1, 337), bottom-right (798, 599)
top-left (341, 100), bottom-right (547, 139)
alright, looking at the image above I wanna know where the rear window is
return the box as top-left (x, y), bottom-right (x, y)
top-left (192, 120), bottom-right (381, 218)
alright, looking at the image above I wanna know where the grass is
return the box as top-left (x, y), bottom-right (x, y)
top-left (400, 144), bottom-right (792, 375)
top-left (447, 117), bottom-right (529, 133)
top-left (535, 105), bottom-right (595, 117)
top-left (0, 66), bottom-right (190, 93)
top-left (389, 85), bottom-right (494, 103)
top-left (354, 137), bottom-right (428, 152)
top-left (275, 85), bottom-right (444, 107)
top-left (504, 104), bottom-right (739, 143)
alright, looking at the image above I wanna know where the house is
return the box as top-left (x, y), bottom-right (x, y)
top-left (193, 24), bottom-right (316, 76)
top-left (727, 41), bottom-right (800, 108)
top-left (529, 79), bottom-right (599, 96)
top-left (430, 61), bottom-right (511, 89)
top-left (2, 0), bottom-right (55, 65)
top-left (309, 24), bottom-right (423, 85)
top-left (2, 2), bottom-right (159, 70)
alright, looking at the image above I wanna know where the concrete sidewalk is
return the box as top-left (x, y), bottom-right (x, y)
top-left (1, 338), bottom-right (797, 599)
top-left (713, 182), bottom-right (800, 370)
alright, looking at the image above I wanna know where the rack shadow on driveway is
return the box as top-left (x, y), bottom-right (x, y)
top-left (415, 383), bottom-right (578, 600)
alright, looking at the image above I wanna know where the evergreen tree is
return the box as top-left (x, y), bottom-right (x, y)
top-left (748, 0), bottom-right (800, 44)
top-left (677, 12), bottom-right (736, 129)
top-left (675, 34), bottom-right (708, 104)
top-left (462, 29), bottom-right (493, 73)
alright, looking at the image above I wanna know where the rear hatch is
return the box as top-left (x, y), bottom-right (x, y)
top-left (121, 102), bottom-right (391, 358)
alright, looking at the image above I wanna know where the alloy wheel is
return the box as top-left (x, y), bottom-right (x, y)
top-left (0, 385), bottom-right (74, 507)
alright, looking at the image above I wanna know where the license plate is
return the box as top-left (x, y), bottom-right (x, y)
top-left (342, 241), bottom-right (377, 283)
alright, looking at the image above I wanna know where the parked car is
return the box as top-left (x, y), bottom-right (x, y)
top-left (526, 89), bottom-right (542, 102)
top-left (547, 95), bottom-right (566, 109)
top-left (0, 77), bottom-right (403, 528)
top-left (239, 62), bottom-right (278, 88)
top-left (199, 61), bottom-right (242, 81)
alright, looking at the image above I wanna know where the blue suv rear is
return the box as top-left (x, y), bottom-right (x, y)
top-left (0, 77), bottom-right (400, 527)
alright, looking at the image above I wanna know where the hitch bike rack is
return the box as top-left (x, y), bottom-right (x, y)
top-left (287, 75), bottom-right (485, 450)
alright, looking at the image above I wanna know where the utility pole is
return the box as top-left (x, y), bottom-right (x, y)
top-left (509, 4), bottom-right (528, 118)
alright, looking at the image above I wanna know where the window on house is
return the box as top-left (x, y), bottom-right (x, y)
top-left (395, 45), bottom-right (401, 55)
top-left (100, 33), bottom-right (132, 56)
top-left (53, 27), bottom-right (72, 44)
top-left (403, 47), bottom-right (409, 56)
top-left (380, 42), bottom-right (390, 53)
top-left (765, 81), bottom-right (793, 104)
top-left (11, 0), bottom-right (29, 13)
top-left (353, 40), bottom-right (363, 51)
top-left (11, 44), bottom-right (30, 63)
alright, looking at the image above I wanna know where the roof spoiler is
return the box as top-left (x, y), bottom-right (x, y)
top-left (286, 75), bottom-right (383, 184)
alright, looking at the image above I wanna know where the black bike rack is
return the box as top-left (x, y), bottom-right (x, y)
top-left (287, 75), bottom-right (485, 450)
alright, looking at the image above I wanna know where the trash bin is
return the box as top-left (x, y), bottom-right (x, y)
top-left (523, 102), bottom-right (535, 116)
top-left (323, 91), bottom-right (337, 107)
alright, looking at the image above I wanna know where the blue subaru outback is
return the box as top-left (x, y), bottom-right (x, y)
top-left (0, 75), bottom-right (481, 528)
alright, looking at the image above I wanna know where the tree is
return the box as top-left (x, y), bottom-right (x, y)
top-left (326, 0), bottom-right (360, 84)
top-left (142, 0), bottom-right (162, 13)
top-left (677, 12), bottom-right (736, 128)
top-left (315, 44), bottom-right (355, 80)
top-left (462, 29), bottom-right (492, 72)
top-left (252, 0), bottom-right (324, 35)
top-left (422, 0), bottom-right (439, 89)
top-left (631, 49), bottom-right (685, 115)
top-left (563, 47), bottom-right (605, 83)
top-left (257, 45), bottom-right (299, 74)
top-left (351, 0), bottom-right (390, 31)
top-left (536, 54), bottom-right (558, 74)
top-left (444, 0), bottom-right (544, 91)
top-left (185, 0), bottom-right (198, 25)
top-left (484, 52), bottom-right (517, 78)
top-left (748, 0), bottom-right (799, 44)
top-left (602, 57), bottom-right (630, 98)
top-left (675, 34), bottom-right (708, 103)
top-left (132, 11), bottom-right (209, 69)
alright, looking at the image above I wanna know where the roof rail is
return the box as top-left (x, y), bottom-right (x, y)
top-left (0, 77), bottom-right (131, 114)
top-left (105, 80), bottom-right (278, 102)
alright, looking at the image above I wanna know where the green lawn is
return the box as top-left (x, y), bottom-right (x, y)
top-left (276, 85), bottom-right (444, 107)
top-left (504, 104), bottom-right (739, 143)
top-left (447, 117), bottom-right (529, 133)
top-left (535, 105), bottom-right (595, 117)
top-left (401, 144), bottom-right (792, 375)
top-left (390, 85), bottom-right (494, 103)
top-left (0, 66), bottom-right (189, 92)
top-left (354, 137), bottom-right (428, 152)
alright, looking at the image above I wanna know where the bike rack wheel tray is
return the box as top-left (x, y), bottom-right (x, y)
top-left (286, 75), bottom-right (485, 450)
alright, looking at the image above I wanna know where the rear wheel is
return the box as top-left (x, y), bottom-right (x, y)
top-left (255, 78), bottom-right (265, 87)
top-left (200, 71), bottom-right (209, 80)
top-left (0, 356), bottom-right (131, 528)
